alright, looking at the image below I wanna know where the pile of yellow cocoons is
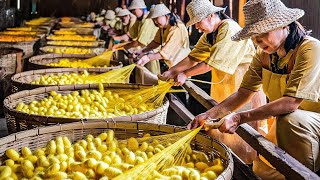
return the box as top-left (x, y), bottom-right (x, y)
top-left (0, 130), bottom-right (224, 179)
top-left (47, 59), bottom-right (108, 68)
top-left (16, 84), bottom-right (155, 118)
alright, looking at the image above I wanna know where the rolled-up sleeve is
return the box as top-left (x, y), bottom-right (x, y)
top-left (284, 40), bottom-right (320, 102)
top-left (240, 52), bottom-right (263, 92)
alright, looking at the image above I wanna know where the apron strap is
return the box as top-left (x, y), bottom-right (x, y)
top-left (260, 37), bottom-right (308, 74)
top-left (287, 37), bottom-right (308, 73)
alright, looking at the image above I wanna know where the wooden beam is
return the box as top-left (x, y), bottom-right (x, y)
top-left (231, 152), bottom-right (261, 180)
top-left (183, 81), bottom-right (320, 179)
top-left (167, 93), bottom-right (194, 124)
top-left (182, 81), bottom-right (218, 109)
top-left (237, 124), bottom-right (319, 180)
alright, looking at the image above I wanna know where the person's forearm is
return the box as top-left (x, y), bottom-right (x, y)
top-left (115, 34), bottom-right (130, 41)
top-left (142, 41), bottom-right (160, 53)
top-left (169, 56), bottom-right (199, 74)
top-left (124, 41), bottom-right (140, 50)
top-left (207, 88), bottom-right (256, 117)
top-left (147, 53), bottom-right (162, 61)
top-left (184, 62), bottom-right (211, 77)
top-left (239, 96), bottom-right (303, 123)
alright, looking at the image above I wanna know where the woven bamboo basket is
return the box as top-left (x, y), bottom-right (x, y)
top-left (11, 67), bottom-right (123, 92)
top-left (39, 46), bottom-right (105, 56)
top-left (27, 53), bottom-right (122, 71)
top-left (53, 28), bottom-right (94, 35)
top-left (4, 83), bottom-right (169, 133)
top-left (0, 121), bottom-right (234, 180)
top-left (0, 39), bottom-right (41, 58)
top-left (0, 47), bottom-right (24, 77)
top-left (60, 22), bottom-right (95, 28)
top-left (46, 40), bottom-right (105, 48)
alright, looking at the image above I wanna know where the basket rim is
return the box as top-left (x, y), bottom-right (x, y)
top-left (27, 53), bottom-right (122, 69)
top-left (39, 46), bottom-right (106, 53)
top-left (4, 83), bottom-right (169, 123)
top-left (12, 67), bottom-right (114, 82)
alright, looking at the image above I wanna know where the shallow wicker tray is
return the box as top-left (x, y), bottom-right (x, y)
top-left (46, 40), bottom-right (105, 48)
top-left (53, 28), bottom-right (94, 35)
top-left (39, 46), bottom-right (105, 56)
top-left (27, 53), bottom-right (122, 71)
top-left (0, 121), bottom-right (234, 180)
top-left (4, 83), bottom-right (169, 133)
top-left (11, 67), bottom-right (122, 92)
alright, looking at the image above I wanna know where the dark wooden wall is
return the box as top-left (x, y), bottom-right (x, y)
top-left (281, 0), bottom-right (320, 39)
top-left (13, 0), bottom-right (319, 39)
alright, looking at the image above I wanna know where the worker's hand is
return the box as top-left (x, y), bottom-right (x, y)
top-left (158, 70), bottom-right (177, 81)
top-left (187, 109), bottom-right (221, 129)
top-left (174, 72), bottom-right (187, 86)
top-left (134, 49), bottom-right (143, 57)
top-left (187, 112), bottom-right (209, 129)
top-left (136, 55), bottom-right (150, 66)
top-left (218, 112), bottom-right (240, 134)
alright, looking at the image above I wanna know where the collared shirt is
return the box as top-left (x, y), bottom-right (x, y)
top-left (241, 36), bottom-right (320, 111)
top-left (153, 21), bottom-right (191, 68)
top-left (189, 19), bottom-right (255, 74)
top-left (128, 14), bottom-right (159, 46)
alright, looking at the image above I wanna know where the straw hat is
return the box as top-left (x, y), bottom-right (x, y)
top-left (105, 10), bottom-right (116, 20)
top-left (147, 4), bottom-right (171, 19)
top-left (232, 0), bottom-right (305, 41)
top-left (117, 9), bottom-right (131, 17)
top-left (115, 7), bottom-right (122, 14)
top-left (186, 0), bottom-right (226, 27)
top-left (128, 0), bottom-right (147, 10)
top-left (100, 9), bottom-right (107, 15)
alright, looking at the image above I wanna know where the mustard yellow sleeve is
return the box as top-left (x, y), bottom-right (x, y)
top-left (159, 27), bottom-right (185, 60)
top-left (188, 34), bottom-right (211, 62)
top-left (206, 21), bottom-right (254, 74)
top-left (284, 39), bottom-right (320, 102)
top-left (137, 19), bottom-right (158, 46)
top-left (240, 51), bottom-right (263, 92)
top-left (128, 20), bottom-right (140, 39)
top-left (153, 29), bottom-right (161, 44)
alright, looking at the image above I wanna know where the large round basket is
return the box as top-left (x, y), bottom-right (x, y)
top-left (11, 67), bottom-right (123, 92)
top-left (4, 84), bottom-right (169, 133)
top-left (0, 121), bottom-right (234, 180)
top-left (27, 53), bottom-right (122, 71)
top-left (0, 39), bottom-right (41, 58)
top-left (39, 46), bottom-right (105, 56)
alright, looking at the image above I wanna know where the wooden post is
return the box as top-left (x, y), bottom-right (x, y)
top-left (180, 0), bottom-right (186, 20)
top-left (238, 0), bottom-right (246, 27)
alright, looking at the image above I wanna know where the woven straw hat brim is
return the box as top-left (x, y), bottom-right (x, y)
top-left (186, 7), bottom-right (225, 27)
top-left (147, 5), bottom-right (171, 19)
top-left (117, 9), bottom-right (131, 17)
top-left (232, 8), bottom-right (304, 41)
top-left (128, 0), bottom-right (147, 10)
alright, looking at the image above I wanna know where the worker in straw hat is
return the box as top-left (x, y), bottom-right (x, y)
top-left (114, 9), bottom-right (137, 38)
top-left (134, 3), bottom-right (190, 69)
top-left (159, 0), bottom-right (257, 104)
top-left (190, 0), bottom-right (320, 179)
top-left (102, 10), bottom-right (122, 32)
top-left (113, 0), bottom-right (161, 82)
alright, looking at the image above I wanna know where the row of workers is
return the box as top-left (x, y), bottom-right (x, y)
top-left (107, 0), bottom-right (320, 179)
